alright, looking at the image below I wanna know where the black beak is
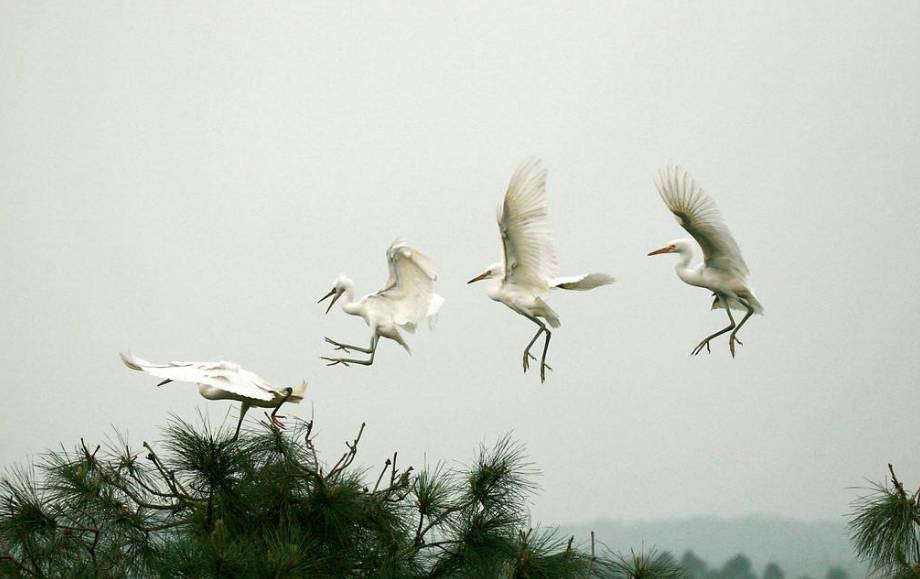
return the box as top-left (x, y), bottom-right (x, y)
top-left (156, 379), bottom-right (173, 387)
top-left (318, 289), bottom-right (340, 314)
top-left (467, 272), bottom-right (489, 284)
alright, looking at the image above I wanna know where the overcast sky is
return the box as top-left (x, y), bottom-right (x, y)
top-left (2, 1), bottom-right (918, 526)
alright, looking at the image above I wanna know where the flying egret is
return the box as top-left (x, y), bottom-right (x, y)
top-left (468, 158), bottom-right (615, 382)
top-left (648, 166), bottom-right (764, 357)
top-left (120, 353), bottom-right (308, 440)
top-left (318, 239), bottom-right (444, 367)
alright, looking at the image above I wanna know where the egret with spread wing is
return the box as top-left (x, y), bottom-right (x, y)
top-left (120, 353), bottom-right (308, 440)
top-left (318, 240), bottom-right (444, 367)
top-left (648, 166), bottom-right (763, 357)
top-left (468, 158), bottom-right (615, 382)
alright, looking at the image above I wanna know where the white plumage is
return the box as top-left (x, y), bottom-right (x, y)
top-left (648, 166), bottom-right (763, 356)
top-left (120, 353), bottom-right (307, 439)
top-left (469, 158), bottom-right (615, 382)
top-left (318, 239), bottom-right (443, 366)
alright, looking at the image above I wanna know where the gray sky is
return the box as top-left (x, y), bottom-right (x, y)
top-left (1, 1), bottom-right (918, 526)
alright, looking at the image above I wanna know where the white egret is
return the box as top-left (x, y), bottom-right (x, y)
top-left (318, 239), bottom-right (444, 367)
top-left (120, 353), bottom-right (308, 440)
top-left (468, 158), bottom-right (615, 382)
top-left (648, 166), bottom-right (764, 357)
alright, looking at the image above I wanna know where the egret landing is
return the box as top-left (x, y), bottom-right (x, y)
top-left (318, 239), bottom-right (443, 367)
top-left (120, 353), bottom-right (308, 440)
top-left (648, 165), bottom-right (764, 357)
top-left (469, 158), bottom-right (614, 382)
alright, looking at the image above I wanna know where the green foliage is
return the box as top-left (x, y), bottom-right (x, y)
top-left (0, 417), bottom-right (686, 578)
top-left (824, 567), bottom-right (848, 579)
top-left (763, 562), bottom-right (785, 579)
top-left (680, 550), bottom-right (709, 579)
top-left (848, 464), bottom-right (920, 578)
top-left (717, 554), bottom-right (756, 579)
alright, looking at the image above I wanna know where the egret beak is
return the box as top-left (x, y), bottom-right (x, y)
top-left (467, 272), bottom-right (490, 284)
top-left (318, 288), bottom-right (340, 314)
top-left (156, 379), bottom-right (173, 387)
top-left (647, 246), bottom-right (674, 256)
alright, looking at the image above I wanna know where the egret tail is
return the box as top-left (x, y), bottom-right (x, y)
top-left (552, 273), bottom-right (615, 291)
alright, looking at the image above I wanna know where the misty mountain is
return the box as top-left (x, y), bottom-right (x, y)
top-left (561, 515), bottom-right (867, 578)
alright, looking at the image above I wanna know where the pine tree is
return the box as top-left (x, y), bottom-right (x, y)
top-left (763, 561), bottom-right (785, 579)
top-left (0, 416), bottom-right (687, 578)
top-left (848, 463), bottom-right (920, 578)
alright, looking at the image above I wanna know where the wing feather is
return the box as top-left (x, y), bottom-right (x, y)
top-left (120, 352), bottom-right (276, 402)
top-left (655, 166), bottom-right (750, 278)
top-left (376, 240), bottom-right (443, 330)
top-left (498, 158), bottom-right (559, 295)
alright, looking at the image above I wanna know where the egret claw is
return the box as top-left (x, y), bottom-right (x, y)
top-left (264, 412), bottom-right (286, 429)
top-left (321, 357), bottom-right (350, 367)
top-left (523, 351), bottom-right (538, 372)
top-left (324, 337), bottom-right (351, 353)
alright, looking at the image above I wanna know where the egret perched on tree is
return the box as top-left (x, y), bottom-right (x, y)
top-left (318, 239), bottom-right (444, 367)
top-left (468, 158), bottom-right (615, 382)
top-left (648, 166), bottom-right (764, 357)
top-left (120, 353), bottom-right (308, 440)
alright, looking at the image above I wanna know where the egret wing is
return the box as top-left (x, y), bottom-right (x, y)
top-left (376, 240), bottom-right (442, 330)
top-left (120, 353), bottom-right (276, 402)
top-left (498, 158), bottom-right (559, 296)
top-left (655, 166), bottom-right (750, 278)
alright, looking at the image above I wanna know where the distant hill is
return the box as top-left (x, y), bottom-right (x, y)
top-left (560, 515), bottom-right (867, 578)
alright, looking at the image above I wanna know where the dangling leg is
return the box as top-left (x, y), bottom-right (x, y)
top-left (322, 334), bottom-right (379, 367)
top-left (232, 402), bottom-right (251, 441)
top-left (728, 305), bottom-right (755, 358)
top-left (523, 314), bottom-right (552, 381)
top-left (539, 328), bottom-right (552, 383)
top-left (522, 326), bottom-right (544, 372)
top-left (324, 336), bottom-right (375, 354)
top-left (691, 297), bottom-right (736, 356)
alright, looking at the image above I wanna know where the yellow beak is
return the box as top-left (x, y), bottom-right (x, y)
top-left (647, 246), bottom-right (674, 256)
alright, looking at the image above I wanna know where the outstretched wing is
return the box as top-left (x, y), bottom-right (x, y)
top-left (498, 158), bottom-right (559, 296)
top-left (655, 166), bottom-right (750, 278)
top-left (376, 240), bottom-right (442, 330)
top-left (120, 352), bottom-right (276, 402)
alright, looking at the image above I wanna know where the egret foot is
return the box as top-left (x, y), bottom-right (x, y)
top-left (263, 411), bottom-right (286, 429)
top-left (691, 339), bottom-right (712, 356)
top-left (324, 337), bottom-right (352, 353)
top-left (321, 357), bottom-right (351, 367)
top-left (729, 334), bottom-right (743, 358)
top-left (523, 352), bottom-right (552, 373)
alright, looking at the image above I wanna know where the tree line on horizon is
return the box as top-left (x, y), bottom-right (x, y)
top-left (679, 550), bottom-right (852, 579)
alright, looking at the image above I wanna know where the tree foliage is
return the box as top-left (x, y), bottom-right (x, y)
top-left (848, 463), bottom-right (920, 578)
top-left (0, 416), bottom-right (685, 578)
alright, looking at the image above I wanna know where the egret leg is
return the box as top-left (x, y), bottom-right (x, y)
top-left (728, 305), bottom-right (755, 358)
top-left (691, 298), bottom-right (736, 356)
top-left (522, 327), bottom-right (543, 373)
top-left (267, 388), bottom-right (294, 429)
top-left (322, 335), bottom-right (379, 367)
top-left (232, 402), bottom-right (251, 442)
top-left (522, 314), bottom-right (552, 381)
top-left (539, 329), bottom-right (552, 383)
top-left (324, 337), bottom-right (374, 354)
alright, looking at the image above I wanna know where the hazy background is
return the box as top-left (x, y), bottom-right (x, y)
top-left (1, 0), bottom-right (918, 535)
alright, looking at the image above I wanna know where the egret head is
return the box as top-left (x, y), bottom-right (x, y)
top-left (318, 274), bottom-right (353, 314)
top-left (467, 262), bottom-right (504, 284)
top-left (648, 239), bottom-right (692, 257)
